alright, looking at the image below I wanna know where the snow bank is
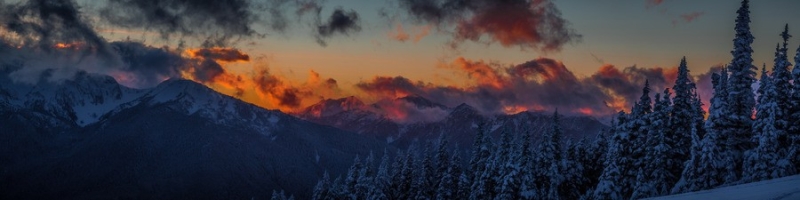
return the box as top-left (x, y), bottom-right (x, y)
top-left (647, 175), bottom-right (800, 200)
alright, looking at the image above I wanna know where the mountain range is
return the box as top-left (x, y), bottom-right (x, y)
top-left (297, 95), bottom-right (607, 148)
top-left (1, 68), bottom-right (607, 198)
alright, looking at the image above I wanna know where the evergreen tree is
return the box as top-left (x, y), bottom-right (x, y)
top-left (790, 44), bottom-right (800, 173)
top-left (370, 150), bottom-right (390, 200)
top-left (610, 111), bottom-right (636, 198)
top-left (670, 57), bottom-right (698, 178)
top-left (448, 153), bottom-right (471, 199)
top-left (632, 91), bottom-right (675, 198)
top-left (415, 142), bottom-right (436, 199)
top-left (629, 80), bottom-right (654, 191)
top-left (469, 122), bottom-right (495, 199)
top-left (495, 128), bottom-right (521, 200)
top-left (584, 129), bottom-right (609, 191)
top-left (271, 190), bottom-right (294, 200)
top-left (592, 128), bottom-right (624, 200)
top-left (540, 110), bottom-right (565, 199)
top-left (743, 65), bottom-right (795, 183)
top-left (388, 151), bottom-right (405, 199)
top-left (437, 153), bottom-right (462, 200)
top-left (356, 153), bottom-right (375, 199)
top-left (434, 134), bottom-right (450, 198)
top-left (672, 125), bottom-right (706, 193)
top-left (343, 156), bottom-right (362, 198)
top-left (518, 129), bottom-right (540, 199)
top-left (725, 0), bottom-right (757, 181)
top-left (561, 140), bottom-right (588, 199)
top-left (772, 25), bottom-right (792, 135)
top-left (313, 172), bottom-right (333, 200)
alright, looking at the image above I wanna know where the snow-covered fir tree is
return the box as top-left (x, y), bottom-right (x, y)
top-left (415, 142), bottom-right (436, 199)
top-left (632, 90), bottom-right (675, 198)
top-left (312, 172), bottom-right (332, 200)
top-left (771, 25), bottom-right (792, 136)
top-left (495, 128), bottom-right (522, 200)
top-left (629, 80), bottom-right (654, 192)
top-left (539, 110), bottom-right (565, 199)
top-left (670, 57), bottom-right (698, 179)
top-left (792, 44), bottom-right (800, 173)
top-left (725, 0), bottom-right (757, 182)
top-left (562, 139), bottom-right (588, 199)
top-left (592, 119), bottom-right (625, 200)
top-left (469, 122), bottom-right (496, 199)
top-left (271, 190), bottom-right (295, 200)
top-left (518, 129), bottom-right (540, 199)
top-left (743, 65), bottom-right (795, 183)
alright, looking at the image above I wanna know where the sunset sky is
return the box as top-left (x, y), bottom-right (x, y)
top-left (4, 0), bottom-right (800, 116)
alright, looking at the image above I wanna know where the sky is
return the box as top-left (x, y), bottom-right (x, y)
top-left (2, 0), bottom-right (800, 118)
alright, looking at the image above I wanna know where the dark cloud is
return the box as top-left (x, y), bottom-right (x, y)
top-left (110, 41), bottom-right (251, 87)
top-left (0, 0), bottom-right (116, 63)
top-left (110, 41), bottom-right (186, 87)
top-left (315, 8), bottom-right (361, 46)
top-left (395, 0), bottom-right (580, 51)
top-left (100, 0), bottom-right (259, 45)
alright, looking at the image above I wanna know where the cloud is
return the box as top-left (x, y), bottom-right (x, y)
top-left (680, 11), bottom-right (705, 23)
top-left (395, 0), bottom-right (580, 51)
top-left (0, 0), bottom-right (117, 64)
top-left (110, 41), bottom-right (187, 87)
top-left (355, 57), bottom-right (695, 116)
top-left (187, 48), bottom-right (250, 62)
top-left (388, 24), bottom-right (431, 43)
top-left (389, 24), bottom-right (411, 42)
top-left (100, 0), bottom-right (259, 45)
top-left (646, 0), bottom-right (666, 8)
top-left (373, 99), bottom-right (450, 124)
top-left (315, 8), bottom-right (361, 46)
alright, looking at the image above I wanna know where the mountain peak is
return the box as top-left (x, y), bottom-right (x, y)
top-left (301, 96), bottom-right (368, 118)
top-left (450, 103), bottom-right (479, 117)
top-left (397, 95), bottom-right (446, 109)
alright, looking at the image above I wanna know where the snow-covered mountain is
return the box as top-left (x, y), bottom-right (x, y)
top-left (0, 71), bottom-right (387, 199)
top-left (298, 96), bottom-right (608, 148)
top-left (0, 71), bottom-right (144, 126)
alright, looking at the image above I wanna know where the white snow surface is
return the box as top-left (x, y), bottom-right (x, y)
top-left (647, 175), bottom-right (800, 200)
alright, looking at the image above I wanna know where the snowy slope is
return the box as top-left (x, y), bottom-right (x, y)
top-left (647, 175), bottom-right (800, 200)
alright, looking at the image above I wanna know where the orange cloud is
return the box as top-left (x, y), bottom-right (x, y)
top-left (388, 24), bottom-right (432, 43)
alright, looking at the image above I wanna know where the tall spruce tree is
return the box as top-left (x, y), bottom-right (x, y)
top-left (495, 128), bottom-right (522, 199)
top-left (744, 64), bottom-right (795, 183)
top-left (632, 91), bottom-right (675, 198)
top-left (313, 172), bottom-right (333, 200)
top-left (726, 0), bottom-right (757, 181)
top-left (791, 44), bottom-right (800, 172)
top-left (772, 25), bottom-right (792, 134)
top-left (519, 129), bottom-right (540, 199)
top-left (541, 110), bottom-right (565, 199)
top-left (631, 80), bottom-right (654, 182)
top-left (792, 44), bottom-right (800, 173)
top-left (593, 120), bottom-right (624, 200)
top-left (670, 57), bottom-right (697, 179)
top-left (706, 69), bottom-right (737, 186)
top-left (672, 124), bottom-right (716, 193)
top-left (469, 122), bottom-right (495, 199)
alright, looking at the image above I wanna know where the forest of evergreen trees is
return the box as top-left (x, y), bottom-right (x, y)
top-left (278, 0), bottom-right (800, 199)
